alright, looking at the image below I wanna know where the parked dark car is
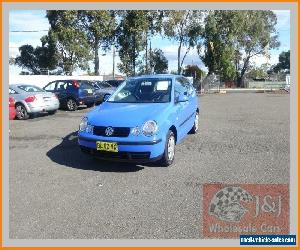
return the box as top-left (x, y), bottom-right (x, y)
top-left (90, 81), bottom-right (117, 104)
top-left (105, 79), bottom-right (124, 88)
top-left (43, 80), bottom-right (97, 111)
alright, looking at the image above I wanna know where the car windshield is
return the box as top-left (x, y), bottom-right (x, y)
top-left (108, 78), bottom-right (172, 103)
top-left (17, 85), bottom-right (45, 92)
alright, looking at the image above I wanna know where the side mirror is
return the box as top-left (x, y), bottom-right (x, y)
top-left (103, 94), bottom-right (111, 102)
top-left (175, 93), bottom-right (188, 103)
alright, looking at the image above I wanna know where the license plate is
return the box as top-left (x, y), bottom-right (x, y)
top-left (87, 89), bottom-right (93, 94)
top-left (96, 141), bottom-right (118, 152)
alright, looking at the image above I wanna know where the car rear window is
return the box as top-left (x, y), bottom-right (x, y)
top-left (80, 81), bottom-right (93, 90)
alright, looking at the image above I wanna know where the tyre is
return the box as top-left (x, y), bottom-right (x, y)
top-left (15, 103), bottom-right (29, 120)
top-left (190, 111), bottom-right (199, 134)
top-left (159, 130), bottom-right (176, 167)
top-left (48, 110), bottom-right (57, 115)
top-left (86, 103), bottom-right (94, 108)
top-left (66, 98), bottom-right (78, 111)
top-left (103, 94), bottom-right (110, 102)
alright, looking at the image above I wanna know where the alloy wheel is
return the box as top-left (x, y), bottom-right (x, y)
top-left (167, 135), bottom-right (175, 161)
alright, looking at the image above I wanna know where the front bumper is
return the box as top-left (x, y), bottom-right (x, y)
top-left (78, 135), bottom-right (165, 163)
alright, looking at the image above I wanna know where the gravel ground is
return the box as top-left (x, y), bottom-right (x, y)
top-left (9, 93), bottom-right (290, 239)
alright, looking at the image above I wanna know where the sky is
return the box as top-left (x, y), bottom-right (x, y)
top-left (9, 10), bottom-right (290, 76)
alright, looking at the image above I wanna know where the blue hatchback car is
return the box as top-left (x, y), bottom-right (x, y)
top-left (78, 75), bottom-right (199, 166)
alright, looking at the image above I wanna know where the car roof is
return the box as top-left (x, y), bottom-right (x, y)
top-left (128, 74), bottom-right (182, 80)
top-left (10, 84), bottom-right (38, 87)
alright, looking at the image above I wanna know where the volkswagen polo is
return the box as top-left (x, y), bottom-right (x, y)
top-left (78, 75), bottom-right (199, 166)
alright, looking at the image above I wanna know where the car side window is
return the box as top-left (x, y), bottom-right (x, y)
top-left (44, 81), bottom-right (57, 91)
top-left (9, 88), bottom-right (17, 94)
top-left (175, 78), bottom-right (188, 100)
top-left (56, 81), bottom-right (68, 91)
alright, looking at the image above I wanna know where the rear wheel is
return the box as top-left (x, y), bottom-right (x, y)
top-left (15, 103), bottom-right (29, 120)
top-left (48, 110), bottom-right (57, 115)
top-left (159, 130), bottom-right (175, 167)
top-left (66, 98), bottom-right (77, 111)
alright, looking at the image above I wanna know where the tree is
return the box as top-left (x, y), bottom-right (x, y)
top-left (246, 63), bottom-right (270, 79)
top-left (78, 10), bottom-right (116, 75)
top-left (149, 49), bottom-right (168, 74)
top-left (199, 10), bottom-right (279, 87)
top-left (117, 11), bottom-right (150, 76)
top-left (273, 50), bottom-right (290, 73)
top-left (46, 10), bottom-right (92, 75)
top-left (183, 65), bottom-right (205, 80)
top-left (163, 10), bottom-right (204, 74)
top-left (15, 37), bottom-right (58, 75)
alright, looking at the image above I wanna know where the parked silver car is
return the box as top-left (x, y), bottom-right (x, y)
top-left (9, 84), bottom-right (60, 120)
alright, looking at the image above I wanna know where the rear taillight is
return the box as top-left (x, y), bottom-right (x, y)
top-left (9, 97), bottom-right (15, 107)
top-left (25, 96), bottom-right (37, 103)
top-left (73, 80), bottom-right (80, 89)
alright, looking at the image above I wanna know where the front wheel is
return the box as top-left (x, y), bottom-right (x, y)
top-left (190, 112), bottom-right (199, 134)
top-left (159, 130), bottom-right (176, 167)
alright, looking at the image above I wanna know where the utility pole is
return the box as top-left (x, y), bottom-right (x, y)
top-left (112, 44), bottom-right (115, 79)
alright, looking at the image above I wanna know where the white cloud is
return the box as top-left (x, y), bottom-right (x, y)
top-left (9, 10), bottom-right (49, 31)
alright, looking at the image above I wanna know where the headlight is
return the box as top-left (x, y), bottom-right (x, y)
top-left (79, 117), bottom-right (94, 133)
top-left (79, 117), bottom-right (88, 132)
top-left (142, 120), bottom-right (158, 136)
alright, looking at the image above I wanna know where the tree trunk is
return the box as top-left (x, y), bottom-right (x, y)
top-left (178, 42), bottom-right (182, 75)
top-left (94, 37), bottom-right (100, 76)
top-left (145, 35), bottom-right (148, 74)
top-left (133, 35), bottom-right (136, 76)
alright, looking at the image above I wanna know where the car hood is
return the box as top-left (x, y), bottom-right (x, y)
top-left (87, 102), bottom-right (170, 127)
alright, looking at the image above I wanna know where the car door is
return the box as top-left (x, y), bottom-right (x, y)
top-left (181, 77), bottom-right (197, 124)
top-left (174, 77), bottom-right (191, 141)
top-left (55, 80), bottom-right (70, 102)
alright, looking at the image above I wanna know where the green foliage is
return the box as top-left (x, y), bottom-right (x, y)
top-left (273, 50), bottom-right (290, 73)
top-left (183, 65), bottom-right (205, 80)
top-left (46, 10), bottom-right (92, 75)
top-left (117, 10), bottom-right (150, 76)
top-left (199, 10), bottom-right (279, 87)
top-left (15, 38), bottom-right (58, 75)
top-left (163, 10), bottom-right (204, 74)
top-left (78, 10), bottom-right (116, 75)
top-left (247, 63), bottom-right (270, 79)
top-left (149, 49), bottom-right (168, 74)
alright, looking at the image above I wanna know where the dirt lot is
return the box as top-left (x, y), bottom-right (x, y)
top-left (9, 93), bottom-right (290, 239)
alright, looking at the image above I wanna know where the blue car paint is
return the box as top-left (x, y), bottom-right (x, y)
top-left (78, 74), bottom-right (199, 162)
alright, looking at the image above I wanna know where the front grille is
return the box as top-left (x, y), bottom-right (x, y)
top-left (93, 126), bottom-right (130, 137)
top-left (80, 146), bottom-right (150, 161)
